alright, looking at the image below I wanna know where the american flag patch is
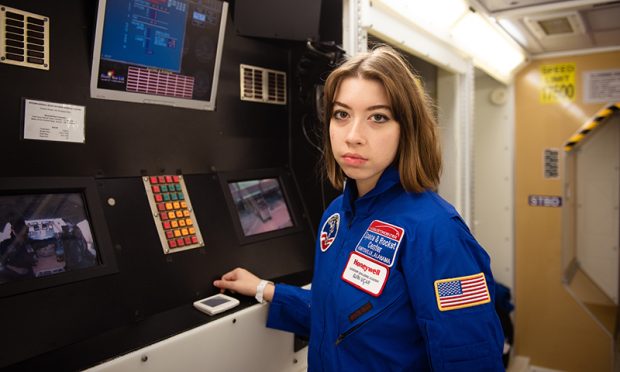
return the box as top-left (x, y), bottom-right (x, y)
top-left (434, 273), bottom-right (491, 311)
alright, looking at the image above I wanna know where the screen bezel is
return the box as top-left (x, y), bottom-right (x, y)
top-left (218, 168), bottom-right (302, 245)
top-left (0, 177), bottom-right (118, 298)
top-left (89, 0), bottom-right (228, 111)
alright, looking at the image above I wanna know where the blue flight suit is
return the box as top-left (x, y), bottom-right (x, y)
top-left (267, 166), bottom-right (504, 371)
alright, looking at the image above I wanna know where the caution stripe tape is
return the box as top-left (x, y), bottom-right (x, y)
top-left (564, 103), bottom-right (620, 152)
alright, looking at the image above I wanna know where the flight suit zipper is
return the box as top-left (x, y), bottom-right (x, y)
top-left (335, 319), bottom-right (367, 345)
top-left (319, 212), bottom-right (353, 369)
top-left (334, 293), bottom-right (403, 346)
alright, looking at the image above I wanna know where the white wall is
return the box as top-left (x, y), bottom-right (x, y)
top-left (473, 73), bottom-right (515, 290)
top-left (575, 115), bottom-right (620, 303)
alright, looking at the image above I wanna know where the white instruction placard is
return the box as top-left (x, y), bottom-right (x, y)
top-left (23, 99), bottom-right (86, 143)
top-left (583, 69), bottom-right (620, 104)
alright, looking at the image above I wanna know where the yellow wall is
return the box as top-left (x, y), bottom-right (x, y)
top-left (515, 50), bottom-right (620, 371)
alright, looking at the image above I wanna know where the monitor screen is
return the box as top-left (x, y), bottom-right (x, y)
top-left (0, 193), bottom-right (99, 285)
top-left (0, 178), bottom-right (116, 297)
top-left (227, 178), bottom-right (294, 237)
top-left (90, 0), bottom-right (228, 110)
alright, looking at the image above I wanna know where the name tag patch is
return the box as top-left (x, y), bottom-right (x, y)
top-left (354, 220), bottom-right (404, 267)
top-left (341, 252), bottom-right (389, 297)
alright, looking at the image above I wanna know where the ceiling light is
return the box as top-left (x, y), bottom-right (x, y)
top-left (452, 11), bottom-right (527, 81)
top-left (381, 0), bottom-right (469, 35)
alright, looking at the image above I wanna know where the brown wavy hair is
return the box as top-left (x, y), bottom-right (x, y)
top-left (322, 45), bottom-right (442, 193)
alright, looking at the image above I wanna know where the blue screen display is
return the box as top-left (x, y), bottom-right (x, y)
top-left (93, 0), bottom-right (225, 106)
top-left (101, 0), bottom-right (188, 72)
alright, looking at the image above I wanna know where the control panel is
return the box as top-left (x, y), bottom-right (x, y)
top-left (143, 175), bottom-right (204, 254)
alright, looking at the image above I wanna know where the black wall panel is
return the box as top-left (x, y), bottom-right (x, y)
top-left (0, 0), bottom-right (291, 178)
top-left (235, 0), bottom-right (322, 41)
top-left (0, 0), bottom-right (331, 369)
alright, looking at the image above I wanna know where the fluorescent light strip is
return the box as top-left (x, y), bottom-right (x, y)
top-left (451, 11), bottom-right (526, 78)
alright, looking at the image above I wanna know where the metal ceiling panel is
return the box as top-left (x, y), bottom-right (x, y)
top-left (475, 0), bottom-right (620, 56)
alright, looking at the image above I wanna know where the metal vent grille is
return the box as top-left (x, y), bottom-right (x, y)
top-left (240, 64), bottom-right (286, 105)
top-left (524, 11), bottom-right (585, 39)
top-left (0, 5), bottom-right (49, 70)
top-left (544, 148), bottom-right (560, 179)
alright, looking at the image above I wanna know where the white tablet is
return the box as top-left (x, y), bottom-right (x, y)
top-left (193, 293), bottom-right (240, 316)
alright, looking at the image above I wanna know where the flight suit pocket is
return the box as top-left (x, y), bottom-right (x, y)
top-left (335, 291), bottom-right (405, 345)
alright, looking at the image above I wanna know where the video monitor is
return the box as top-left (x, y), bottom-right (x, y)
top-left (219, 169), bottom-right (300, 244)
top-left (0, 178), bottom-right (117, 297)
top-left (90, 0), bottom-right (228, 111)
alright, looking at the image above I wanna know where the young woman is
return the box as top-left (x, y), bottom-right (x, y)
top-left (214, 45), bottom-right (505, 371)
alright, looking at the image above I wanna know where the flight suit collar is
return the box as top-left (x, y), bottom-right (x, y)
top-left (341, 166), bottom-right (401, 218)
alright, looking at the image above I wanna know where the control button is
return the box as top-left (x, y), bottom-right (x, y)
top-left (163, 193), bottom-right (170, 201)
top-left (168, 211), bottom-right (176, 219)
top-left (180, 201), bottom-right (188, 209)
top-left (174, 229), bottom-right (182, 237)
top-left (155, 194), bottom-right (163, 202)
top-left (185, 218), bottom-right (193, 226)
top-left (177, 238), bottom-right (185, 247)
top-left (176, 210), bottom-right (183, 218)
top-left (165, 176), bottom-right (173, 183)
top-left (181, 228), bottom-right (189, 236)
top-left (171, 220), bottom-right (179, 228)
top-left (158, 176), bottom-right (166, 183)
top-left (160, 212), bottom-right (169, 220)
top-left (183, 210), bottom-right (190, 217)
top-left (163, 221), bottom-right (171, 229)
top-left (178, 219), bottom-right (186, 227)
top-left (184, 237), bottom-right (192, 245)
top-left (189, 227), bottom-right (196, 234)
top-left (173, 175), bottom-right (180, 182)
top-left (168, 239), bottom-right (177, 248)
top-left (170, 193), bottom-right (178, 201)
top-left (166, 230), bottom-right (174, 239)
top-left (173, 201), bottom-right (180, 209)
top-left (150, 176), bottom-right (158, 184)
top-left (177, 193), bottom-right (185, 200)
top-left (165, 202), bottom-right (173, 210)
top-left (191, 236), bottom-right (199, 244)
top-left (157, 203), bottom-right (166, 211)
top-left (160, 185), bottom-right (168, 192)
top-left (175, 184), bottom-right (182, 191)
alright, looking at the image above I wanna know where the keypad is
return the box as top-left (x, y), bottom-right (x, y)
top-left (143, 175), bottom-right (203, 254)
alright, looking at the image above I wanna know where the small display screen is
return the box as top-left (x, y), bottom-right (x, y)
top-left (0, 193), bottom-right (100, 285)
top-left (201, 297), bottom-right (229, 307)
top-left (227, 178), bottom-right (294, 237)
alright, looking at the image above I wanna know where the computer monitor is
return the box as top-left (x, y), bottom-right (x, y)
top-left (90, 0), bottom-right (228, 110)
top-left (219, 169), bottom-right (300, 244)
top-left (0, 177), bottom-right (117, 297)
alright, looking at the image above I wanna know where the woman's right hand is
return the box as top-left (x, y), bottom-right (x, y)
top-left (213, 267), bottom-right (262, 297)
top-left (214, 267), bottom-right (275, 302)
